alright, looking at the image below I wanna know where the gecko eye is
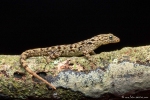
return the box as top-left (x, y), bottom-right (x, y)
top-left (109, 35), bottom-right (113, 40)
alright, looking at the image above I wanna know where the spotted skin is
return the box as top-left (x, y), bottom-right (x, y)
top-left (20, 33), bottom-right (120, 90)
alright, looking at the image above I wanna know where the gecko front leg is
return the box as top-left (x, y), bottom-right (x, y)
top-left (83, 50), bottom-right (98, 70)
top-left (81, 47), bottom-right (97, 66)
top-left (90, 51), bottom-right (96, 55)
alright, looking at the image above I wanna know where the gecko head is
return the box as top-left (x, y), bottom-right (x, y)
top-left (98, 33), bottom-right (120, 45)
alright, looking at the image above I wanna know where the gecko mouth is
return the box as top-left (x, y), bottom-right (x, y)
top-left (110, 38), bottom-right (120, 43)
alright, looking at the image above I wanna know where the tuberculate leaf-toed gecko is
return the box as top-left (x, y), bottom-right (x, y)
top-left (20, 33), bottom-right (120, 90)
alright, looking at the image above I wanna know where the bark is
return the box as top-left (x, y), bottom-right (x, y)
top-left (0, 45), bottom-right (150, 99)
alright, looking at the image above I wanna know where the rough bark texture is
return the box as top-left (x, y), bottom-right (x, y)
top-left (0, 46), bottom-right (150, 99)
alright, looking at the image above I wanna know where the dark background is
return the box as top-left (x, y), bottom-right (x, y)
top-left (1, 0), bottom-right (150, 55)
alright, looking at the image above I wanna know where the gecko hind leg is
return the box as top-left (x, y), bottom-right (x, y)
top-left (44, 50), bottom-right (62, 69)
top-left (43, 50), bottom-right (62, 65)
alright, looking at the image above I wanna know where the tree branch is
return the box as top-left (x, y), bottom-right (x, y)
top-left (0, 46), bottom-right (150, 99)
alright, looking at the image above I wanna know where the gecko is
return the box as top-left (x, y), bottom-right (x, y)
top-left (20, 33), bottom-right (120, 90)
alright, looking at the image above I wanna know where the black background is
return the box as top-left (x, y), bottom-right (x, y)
top-left (1, 0), bottom-right (150, 55)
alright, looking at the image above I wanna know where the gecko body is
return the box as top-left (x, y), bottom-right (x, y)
top-left (20, 33), bottom-right (120, 90)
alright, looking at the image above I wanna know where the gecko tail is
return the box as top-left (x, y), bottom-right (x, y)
top-left (25, 67), bottom-right (56, 90)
